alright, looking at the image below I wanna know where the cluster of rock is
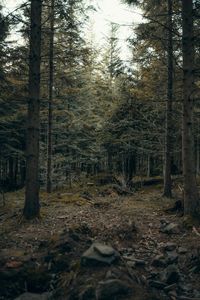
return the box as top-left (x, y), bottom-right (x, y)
top-left (12, 221), bottom-right (200, 300)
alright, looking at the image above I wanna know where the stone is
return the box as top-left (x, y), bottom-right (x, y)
top-left (96, 279), bottom-right (132, 299)
top-left (81, 242), bottom-right (119, 267)
top-left (132, 259), bottom-right (146, 267)
top-left (94, 243), bottom-right (115, 257)
top-left (166, 251), bottom-right (178, 264)
top-left (178, 247), bottom-right (187, 254)
top-left (160, 223), bottom-right (180, 234)
top-left (148, 280), bottom-right (166, 289)
top-left (163, 242), bottom-right (177, 252)
top-left (14, 292), bottom-right (52, 300)
top-left (152, 255), bottom-right (167, 268)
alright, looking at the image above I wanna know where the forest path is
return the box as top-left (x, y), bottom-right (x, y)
top-left (0, 186), bottom-right (200, 299)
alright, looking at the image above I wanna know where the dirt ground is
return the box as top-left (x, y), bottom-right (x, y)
top-left (0, 184), bottom-right (200, 300)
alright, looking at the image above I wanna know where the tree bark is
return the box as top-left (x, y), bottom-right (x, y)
top-left (47, 0), bottom-right (55, 193)
top-left (182, 0), bottom-right (200, 216)
top-left (23, 0), bottom-right (42, 219)
top-left (163, 0), bottom-right (173, 198)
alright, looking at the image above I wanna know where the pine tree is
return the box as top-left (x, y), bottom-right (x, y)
top-left (182, 0), bottom-right (200, 217)
top-left (23, 0), bottom-right (42, 219)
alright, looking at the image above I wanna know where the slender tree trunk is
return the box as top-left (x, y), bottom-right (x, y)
top-left (8, 157), bottom-right (14, 189)
top-left (23, 0), bottom-right (42, 219)
top-left (163, 0), bottom-right (173, 198)
top-left (147, 154), bottom-right (151, 178)
top-left (182, 0), bottom-right (200, 217)
top-left (47, 0), bottom-right (55, 193)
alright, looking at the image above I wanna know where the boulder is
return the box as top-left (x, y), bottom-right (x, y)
top-left (81, 242), bottom-right (119, 267)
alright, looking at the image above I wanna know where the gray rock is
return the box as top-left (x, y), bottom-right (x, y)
top-left (163, 242), bottom-right (177, 251)
top-left (160, 223), bottom-right (180, 234)
top-left (81, 242), bottom-right (119, 266)
top-left (96, 279), bottom-right (132, 299)
top-left (94, 243), bottom-right (115, 257)
top-left (15, 292), bottom-right (52, 300)
top-left (178, 247), bottom-right (187, 254)
top-left (132, 259), bottom-right (146, 266)
top-left (166, 251), bottom-right (179, 264)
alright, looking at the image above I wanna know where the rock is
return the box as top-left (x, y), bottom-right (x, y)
top-left (166, 251), bottom-right (179, 264)
top-left (96, 279), bottom-right (132, 299)
top-left (94, 244), bottom-right (115, 257)
top-left (15, 292), bottom-right (52, 300)
top-left (160, 223), bottom-right (180, 234)
top-left (163, 242), bottom-right (177, 252)
top-left (178, 247), bottom-right (187, 254)
top-left (81, 242), bottom-right (119, 267)
top-left (132, 259), bottom-right (146, 267)
top-left (152, 255), bottom-right (167, 268)
top-left (162, 265), bottom-right (180, 284)
top-left (148, 280), bottom-right (166, 289)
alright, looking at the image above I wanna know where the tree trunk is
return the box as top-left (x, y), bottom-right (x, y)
top-left (182, 0), bottom-right (200, 217)
top-left (163, 0), bottom-right (173, 198)
top-left (147, 154), bottom-right (151, 178)
top-left (23, 0), bottom-right (42, 219)
top-left (47, 0), bottom-right (55, 193)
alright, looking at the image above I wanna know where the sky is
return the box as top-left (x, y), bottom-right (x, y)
top-left (3, 0), bottom-right (143, 60)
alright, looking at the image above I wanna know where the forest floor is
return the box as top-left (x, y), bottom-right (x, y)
top-left (0, 180), bottom-right (200, 300)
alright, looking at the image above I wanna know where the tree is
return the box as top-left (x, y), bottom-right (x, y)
top-left (23, 0), bottom-right (42, 219)
top-left (46, 0), bottom-right (55, 193)
top-left (163, 0), bottom-right (173, 198)
top-left (182, 0), bottom-right (200, 217)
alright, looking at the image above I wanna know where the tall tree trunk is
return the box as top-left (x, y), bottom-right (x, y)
top-left (47, 0), bottom-right (55, 193)
top-left (163, 0), bottom-right (173, 198)
top-left (23, 0), bottom-right (42, 219)
top-left (182, 0), bottom-right (200, 217)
